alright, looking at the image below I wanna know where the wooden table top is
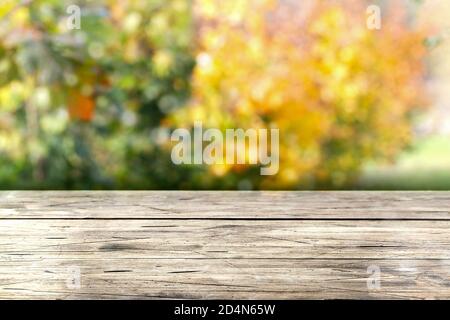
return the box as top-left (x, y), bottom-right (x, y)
top-left (1, 191), bottom-right (449, 299)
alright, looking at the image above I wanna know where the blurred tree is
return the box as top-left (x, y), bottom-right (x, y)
top-left (0, 0), bottom-right (194, 189)
top-left (169, 0), bottom-right (429, 189)
top-left (0, 0), bottom-right (430, 190)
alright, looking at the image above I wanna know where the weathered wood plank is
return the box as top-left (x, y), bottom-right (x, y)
top-left (1, 191), bottom-right (449, 219)
top-left (1, 220), bottom-right (450, 299)
top-left (1, 259), bottom-right (449, 299)
top-left (1, 220), bottom-right (450, 259)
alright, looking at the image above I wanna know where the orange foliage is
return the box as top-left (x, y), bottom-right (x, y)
top-left (67, 89), bottom-right (95, 122)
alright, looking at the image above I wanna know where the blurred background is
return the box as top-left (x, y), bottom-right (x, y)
top-left (0, 0), bottom-right (449, 190)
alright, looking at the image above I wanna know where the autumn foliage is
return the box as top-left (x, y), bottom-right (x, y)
top-left (171, 0), bottom-right (428, 188)
top-left (0, 0), bottom-right (429, 189)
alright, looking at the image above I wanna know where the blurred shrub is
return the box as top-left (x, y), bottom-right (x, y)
top-left (170, 0), bottom-right (429, 189)
top-left (0, 0), bottom-right (429, 189)
top-left (0, 0), bottom-right (194, 189)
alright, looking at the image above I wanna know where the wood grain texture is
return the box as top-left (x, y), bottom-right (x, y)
top-left (0, 191), bottom-right (449, 299)
top-left (1, 191), bottom-right (450, 219)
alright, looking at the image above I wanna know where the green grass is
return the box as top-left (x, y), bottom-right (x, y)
top-left (356, 135), bottom-right (450, 190)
